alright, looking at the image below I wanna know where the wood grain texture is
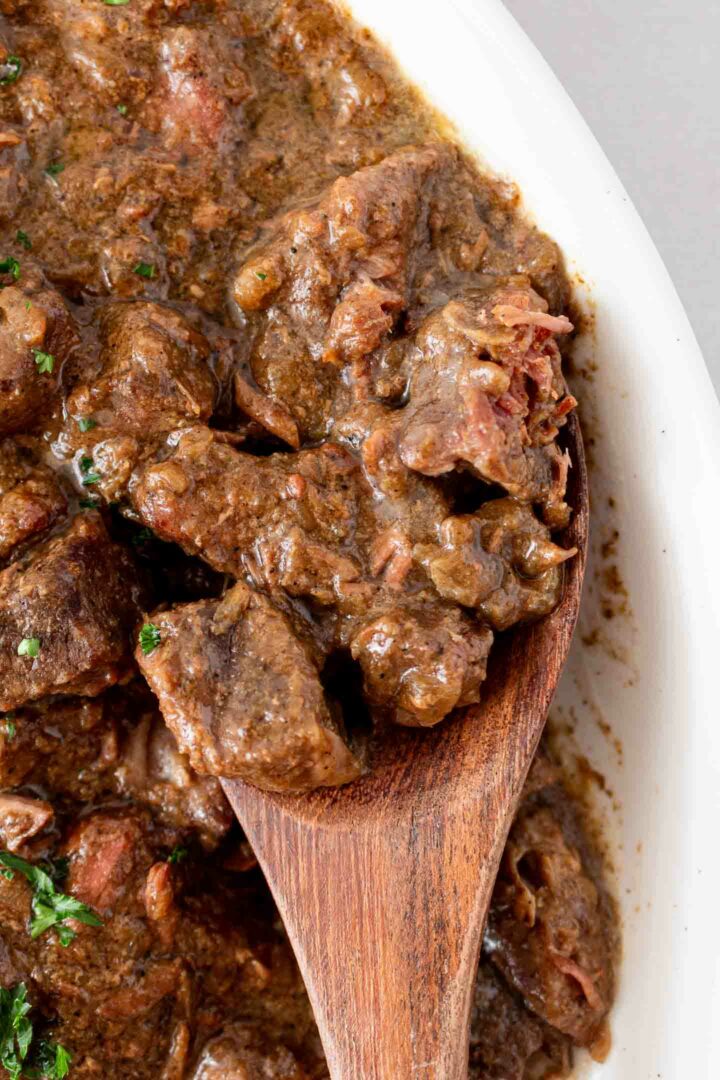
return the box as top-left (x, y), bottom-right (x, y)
top-left (224, 415), bottom-right (588, 1080)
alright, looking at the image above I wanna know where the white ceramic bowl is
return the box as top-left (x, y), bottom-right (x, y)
top-left (344, 1), bottom-right (720, 1076)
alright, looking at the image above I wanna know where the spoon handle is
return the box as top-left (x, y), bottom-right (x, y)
top-left (227, 780), bottom-right (505, 1080)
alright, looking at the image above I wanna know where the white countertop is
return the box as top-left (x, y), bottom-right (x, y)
top-left (504, 0), bottom-right (719, 396)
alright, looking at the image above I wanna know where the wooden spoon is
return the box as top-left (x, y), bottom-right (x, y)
top-left (223, 414), bottom-right (588, 1080)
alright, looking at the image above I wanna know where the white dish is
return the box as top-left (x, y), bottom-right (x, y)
top-left (344, 1), bottom-right (720, 1076)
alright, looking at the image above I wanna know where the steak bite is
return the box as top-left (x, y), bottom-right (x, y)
top-left (0, 793), bottom-right (54, 853)
top-left (485, 798), bottom-right (616, 1051)
top-left (0, 512), bottom-right (144, 711)
top-left (143, 26), bottom-right (253, 155)
top-left (0, 278), bottom-right (78, 435)
top-left (132, 425), bottom-right (374, 611)
top-left (350, 600), bottom-right (493, 728)
top-left (72, 301), bottom-right (217, 435)
top-left (397, 280), bottom-right (576, 514)
top-left (0, 437), bottom-right (67, 564)
top-left (64, 301), bottom-right (217, 502)
top-left (190, 1025), bottom-right (310, 1080)
top-left (231, 145), bottom-right (445, 441)
top-left (415, 498), bottom-right (576, 631)
top-left (136, 582), bottom-right (361, 792)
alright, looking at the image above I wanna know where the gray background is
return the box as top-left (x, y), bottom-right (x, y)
top-left (503, 0), bottom-right (719, 396)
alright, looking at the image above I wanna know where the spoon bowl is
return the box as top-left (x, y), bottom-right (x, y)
top-left (224, 413), bottom-right (588, 1080)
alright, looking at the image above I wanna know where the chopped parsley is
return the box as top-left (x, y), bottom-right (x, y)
top-left (76, 417), bottom-right (97, 433)
top-left (139, 623), bottom-right (161, 655)
top-left (0, 55), bottom-right (22, 86)
top-left (0, 983), bottom-right (71, 1080)
top-left (45, 162), bottom-right (64, 177)
top-left (167, 846), bottom-right (188, 865)
top-left (78, 497), bottom-right (98, 510)
top-left (104, 0), bottom-right (130, 5)
top-left (0, 851), bottom-right (102, 947)
top-left (27, 1040), bottom-right (72, 1079)
top-left (254, 270), bottom-right (267, 281)
top-left (0, 256), bottom-right (21, 281)
top-left (31, 349), bottom-right (54, 375)
top-left (2, 716), bottom-right (15, 741)
top-left (17, 638), bottom-right (40, 659)
top-left (0, 983), bottom-right (32, 1080)
top-left (79, 456), bottom-right (100, 487)
top-left (133, 262), bottom-right (155, 279)
top-left (15, 230), bottom-right (31, 251)
top-left (116, 103), bottom-right (128, 116)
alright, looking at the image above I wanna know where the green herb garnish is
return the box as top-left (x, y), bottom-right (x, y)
top-left (0, 983), bottom-right (71, 1079)
top-left (139, 623), bottom-right (161, 655)
top-left (167, 846), bottom-right (187, 865)
top-left (78, 456), bottom-right (100, 487)
top-left (31, 349), bottom-right (54, 374)
top-left (3, 716), bottom-right (16, 740)
top-left (15, 231), bottom-right (31, 251)
top-left (254, 271), bottom-right (267, 281)
top-left (45, 162), bottom-right (64, 177)
top-left (0, 851), bottom-right (102, 947)
top-left (0, 256), bottom-right (21, 281)
top-left (132, 262), bottom-right (155, 279)
top-left (78, 497), bottom-right (98, 510)
top-left (0, 55), bottom-right (22, 86)
top-left (0, 983), bottom-right (32, 1080)
top-left (17, 638), bottom-right (40, 659)
top-left (116, 103), bottom-right (128, 116)
top-left (77, 417), bottom-right (97, 433)
top-left (25, 1039), bottom-right (72, 1079)
top-left (104, 0), bottom-right (130, 5)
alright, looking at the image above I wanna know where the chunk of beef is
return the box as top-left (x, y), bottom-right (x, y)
top-left (64, 810), bottom-right (154, 916)
top-left (65, 302), bottom-right (216, 502)
top-left (0, 278), bottom-right (78, 434)
top-left (191, 1026), bottom-right (309, 1080)
top-left (142, 26), bottom-right (253, 155)
top-left (468, 964), bottom-right (571, 1080)
top-left (0, 513), bottom-right (144, 710)
top-left (350, 599), bottom-right (493, 727)
top-left (136, 582), bottom-right (361, 792)
top-left (0, 793), bottom-right (54, 852)
top-left (132, 426), bottom-right (375, 613)
top-left (415, 498), bottom-right (576, 631)
top-left (0, 437), bottom-right (67, 564)
top-left (231, 146), bottom-right (445, 441)
top-left (116, 711), bottom-right (233, 848)
top-left (485, 804), bottom-right (615, 1049)
top-left (397, 280), bottom-right (576, 512)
